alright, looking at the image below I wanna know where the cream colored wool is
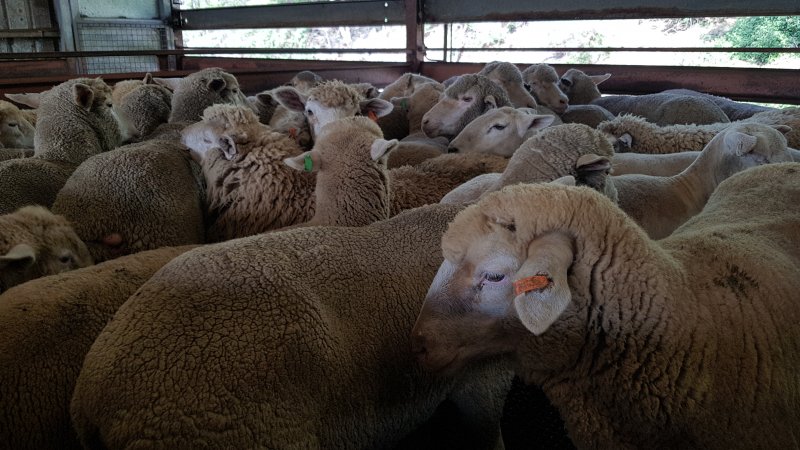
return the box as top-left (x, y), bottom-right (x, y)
top-left (113, 74), bottom-right (172, 139)
top-left (0, 246), bottom-right (194, 449)
top-left (71, 204), bottom-right (512, 450)
top-left (447, 106), bottom-right (559, 157)
top-left (386, 82), bottom-right (449, 168)
top-left (413, 161), bottom-right (800, 449)
top-left (559, 104), bottom-right (615, 128)
top-left (521, 63), bottom-right (569, 114)
top-left (0, 100), bottom-right (35, 148)
top-left (159, 67), bottom-right (251, 123)
top-left (0, 147), bottom-right (33, 162)
top-left (611, 151), bottom-right (700, 176)
top-left (479, 61), bottom-right (539, 109)
top-left (0, 205), bottom-right (92, 293)
top-left (378, 72), bottom-right (438, 101)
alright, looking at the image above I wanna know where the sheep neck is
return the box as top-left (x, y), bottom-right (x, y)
top-left (312, 160), bottom-right (390, 227)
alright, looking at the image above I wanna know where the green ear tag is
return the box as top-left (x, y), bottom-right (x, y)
top-left (303, 154), bottom-right (313, 172)
top-left (401, 98), bottom-right (409, 111)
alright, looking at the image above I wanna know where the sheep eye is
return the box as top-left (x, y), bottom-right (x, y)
top-left (7, 122), bottom-right (17, 127)
top-left (461, 96), bottom-right (473, 102)
top-left (59, 254), bottom-right (73, 264)
top-left (490, 124), bottom-right (507, 132)
top-left (484, 273), bottom-right (505, 283)
top-left (305, 109), bottom-right (314, 116)
top-left (560, 78), bottom-right (572, 88)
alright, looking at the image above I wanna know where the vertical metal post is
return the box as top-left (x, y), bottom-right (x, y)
top-left (404, 0), bottom-right (423, 73)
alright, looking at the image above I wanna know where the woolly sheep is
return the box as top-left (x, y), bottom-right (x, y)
top-left (51, 140), bottom-right (205, 262)
top-left (272, 79), bottom-right (393, 140)
top-left (0, 100), bottom-right (35, 148)
top-left (592, 92), bottom-right (730, 126)
top-left (0, 246), bottom-right (194, 449)
top-left (422, 74), bottom-right (512, 139)
top-left (613, 122), bottom-right (792, 239)
top-left (247, 90), bottom-right (280, 124)
top-left (600, 109), bottom-right (800, 153)
top-left (385, 82), bottom-right (450, 168)
top-left (663, 88), bottom-right (775, 121)
top-left (559, 104), bottom-right (615, 128)
top-left (155, 67), bottom-right (251, 123)
top-left (411, 161), bottom-right (800, 449)
top-left (447, 107), bottom-right (558, 157)
top-left (284, 116), bottom-right (396, 227)
top-left (557, 68), bottom-right (611, 105)
top-left (71, 204), bottom-right (513, 449)
top-left (112, 73), bottom-right (173, 139)
top-left (0, 147), bottom-right (33, 162)
top-left (479, 61), bottom-right (538, 109)
top-left (0, 205), bottom-right (92, 293)
top-left (4, 92), bottom-right (41, 126)
top-left (0, 78), bottom-right (124, 214)
top-left (611, 151), bottom-right (700, 177)
top-left (521, 63), bottom-right (569, 114)
top-left (377, 78), bottom-right (444, 141)
top-left (378, 72), bottom-right (438, 101)
top-left (441, 123), bottom-right (616, 205)
top-left (181, 104), bottom-right (316, 242)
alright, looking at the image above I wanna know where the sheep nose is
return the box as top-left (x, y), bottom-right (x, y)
top-left (411, 332), bottom-right (428, 357)
top-left (447, 146), bottom-right (459, 154)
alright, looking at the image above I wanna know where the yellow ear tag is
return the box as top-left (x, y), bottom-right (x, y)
top-left (513, 275), bottom-right (550, 296)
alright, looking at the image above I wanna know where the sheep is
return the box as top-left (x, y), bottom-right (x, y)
top-left (0, 78), bottom-right (124, 214)
top-left (592, 92), bottom-right (730, 126)
top-left (385, 82), bottom-right (450, 168)
top-left (4, 92), bottom-right (41, 125)
top-left (521, 63), bottom-right (569, 114)
top-left (446, 107), bottom-right (558, 157)
top-left (271, 79), bottom-right (394, 140)
top-left (612, 123), bottom-right (792, 239)
top-left (557, 68), bottom-right (611, 105)
top-left (378, 72), bottom-right (438, 101)
top-left (441, 123), bottom-right (617, 206)
top-left (70, 203), bottom-right (513, 450)
top-left (558, 104), bottom-right (615, 128)
top-left (0, 147), bottom-right (34, 162)
top-left (112, 73), bottom-right (173, 139)
top-left (288, 69), bottom-right (323, 92)
top-left (51, 140), bottom-right (206, 262)
top-left (411, 160), bottom-right (800, 449)
top-left (284, 116), bottom-right (395, 227)
top-left (0, 245), bottom-right (194, 449)
top-left (611, 151), bottom-right (700, 176)
top-left (663, 88), bottom-right (776, 121)
top-left (182, 104), bottom-right (316, 242)
top-left (422, 74), bottom-right (512, 140)
top-left (247, 90), bottom-right (280, 125)
top-left (377, 78), bottom-right (444, 141)
top-left (599, 109), bottom-right (800, 153)
top-left (479, 61), bottom-right (539, 109)
top-left (0, 100), bottom-right (35, 148)
top-left (0, 205), bottom-right (92, 294)
top-left (154, 67), bottom-right (251, 123)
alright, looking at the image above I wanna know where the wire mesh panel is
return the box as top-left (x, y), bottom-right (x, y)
top-left (76, 21), bottom-right (168, 74)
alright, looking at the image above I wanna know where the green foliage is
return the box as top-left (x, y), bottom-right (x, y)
top-left (724, 16), bottom-right (800, 65)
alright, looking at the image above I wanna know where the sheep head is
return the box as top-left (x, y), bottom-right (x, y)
top-left (558, 69), bottom-right (610, 105)
top-left (0, 100), bottom-right (35, 148)
top-left (522, 64), bottom-right (569, 114)
top-left (447, 107), bottom-right (555, 157)
top-left (479, 61), bottom-right (539, 109)
top-left (182, 104), bottom-right (263, 162)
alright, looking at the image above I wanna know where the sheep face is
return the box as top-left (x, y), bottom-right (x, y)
top-left (522, 65), bottom-right (569, 114)
top-left (181, 118), bottom-right (228, 162)
top-left (0, 206), bottom-right (93, 293)
top-left (421, 74), bottom-right (509, 140)
top-left (558, 69), bottom-right (610, 105)
top-left (713, 123), bottom-right (792, 173)
top-left (447, 107), bottom-right (554, 156)
top-left (0, 101), bottom-right (35, 148)
top-left (479, 62), bottom-right (538, 109)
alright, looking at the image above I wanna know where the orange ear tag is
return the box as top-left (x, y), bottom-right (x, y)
top-left (368, 110), bottom-right (378, 122)
top-left (513, 275), bottom-right (550, 296)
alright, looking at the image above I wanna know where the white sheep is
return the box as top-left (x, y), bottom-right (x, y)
top-left (154, 67), bottom-right (252, 124)
top-left (383, 82), bottom-right (451, 168)
top-left (446, 106), bottom-right (558, 156)
top-left (557, 68), bottom-right (611, 104)
top-left (71, 204), bottom-right (513, 449)
top-left (284, 116), bottom-right (396, 227)
top-left (0, 100), bottom-right (35, 148)
top-left (0, 246), bottom-right (194, 449)
top-left (412, 161), bottom-right (800, 449)
top-left (612, 123), bottom-right (792, 239)
top-left (520, 63), bottom-right (569, 114)
top-left (611, 151), bottom-right (700, 176)
top-left (592, 92), bottom-right (730, 126)
top-left (479, 61), bottom-right (539, 109)
top-left (559, 104), bottom-right (615, 128)
top-left (378, 72), bottom-right (438, 101)
top-left (181, 104), bottom-right (316, 242)
top-left (0, 78), bottom-right (125, 214)
top-left (0, 205), bottom-right (92, 293)
top-left (663, 88), bottom-right (776, 121)
top-left (112, 73), bottom-right (173, 139)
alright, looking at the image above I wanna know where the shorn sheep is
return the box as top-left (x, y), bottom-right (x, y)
top-left (411, 161), bottom-right (800, 449)
top-left (663, 88), bottom-right (775, 121)
top-left (592, 92), bottom-right (730, 126)
top-left (0, 246), bottom-right (194, 449)
top-left (557, 68), bottom-right (610, 105)
top-left (612, 122), bottom-right (793, 239)
top-left (521, 63), bottom-right (569, 114)
top-left (0, 205), bottom-right (92, 293)
top-left (71, 204), bottom-right (513, 450)
top-left (0, 100), bottom-right (35, 148)
top-left (446, 106), bottom-right (558, 157)
top-left (478, 61), bottom-right (539, 109)
top-left (154, 67), bottom-right (251, 124)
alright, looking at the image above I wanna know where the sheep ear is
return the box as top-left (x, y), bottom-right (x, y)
top-left (576, 154), bottom-right (612, 174)
top-left (617, 133), bottom-right (633, 150)
top-left (256, 92), bottom-right (277, 107)
top-left (0, 243), bottom-right (37, 271)
top-left (360, 98), bottom-right (394, 118)
top-left (516, 113), bottom-right (556, 138)
top-left (370, 139), bottom-right (399, 161)
top-left (272, 87), bottom-right (307, 113)
top-left (5, 92), bottom-right (42, 108)
top-left (771, 125), bottom-right (792, 135)
top-left (218, 134), bottom-right (238, 160)
top-left (590, 73), bottom-right (612, 86)
top-left (142, 73), bottom-right (154, 84)
top-left (152, 77), bottom-right (182, 91)
top-left (723, 130), bottom-right (758, 156)
top-left (207, 78), bottom-right (226, 92)
top-left (484, 95), bottom-right (498, 110)
top-left (363, 86), bottom-right (379, 99)
top-left (283, 151), bottom-right (319, 172)
top-left (73, 83), bottom-right (94, 110)
top-left (513, 233), bottom-right (574, 335)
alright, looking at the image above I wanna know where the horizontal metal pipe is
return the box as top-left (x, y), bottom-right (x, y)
top-left (426, 47), bottom-right (800, 53)
top-left (0, 48), bottom-right (410, 61)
